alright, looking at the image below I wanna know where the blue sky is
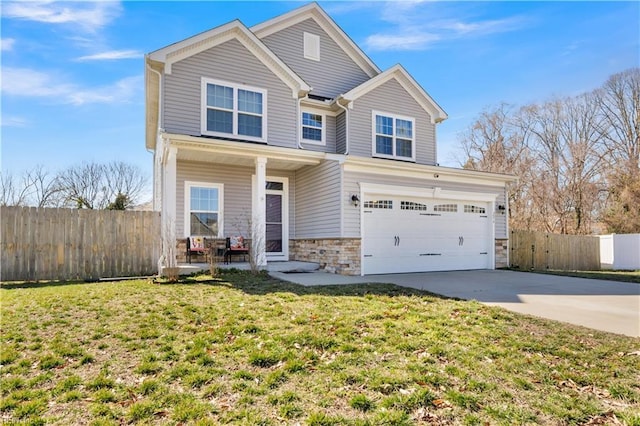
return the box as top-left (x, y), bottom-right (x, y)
top-left (1, 1), bottom-right (638, 199)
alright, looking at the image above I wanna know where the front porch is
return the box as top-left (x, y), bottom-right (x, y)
top-left (169, 260), bottom-right (320, 276)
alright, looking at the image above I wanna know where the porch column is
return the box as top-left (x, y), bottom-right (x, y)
top-left (253, 157), bottom-right (267, 268)
top-left (161, 145), bottom-right (178, 271)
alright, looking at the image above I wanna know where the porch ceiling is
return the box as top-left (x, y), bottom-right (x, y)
top-left (168, 134), bottom-right (324, 171)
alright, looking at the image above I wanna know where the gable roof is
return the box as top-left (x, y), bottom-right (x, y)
top-left (341, 64), bottom-right (448, 124)
top-left (251, 2), bottom-right (380, 79)
top-left (147, 19), bottom-right (311, 96)
top-left (145, 19), bottom-right (312, 149)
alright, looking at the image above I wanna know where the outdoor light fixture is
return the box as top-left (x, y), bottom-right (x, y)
top-left (351, 194), bottom-right (360, 207)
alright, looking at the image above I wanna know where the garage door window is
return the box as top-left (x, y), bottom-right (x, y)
top-left (464, 205), bottom-right (486, 214)
top-left (434, 203), bottom-right (457, 212)
top-left (401, 201), bottom-right (427, 211)
top-left (364, 200), bottom-right (393, 209)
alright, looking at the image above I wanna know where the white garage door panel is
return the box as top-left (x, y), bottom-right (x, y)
top-left (362, 196), bottom-right (492, 274)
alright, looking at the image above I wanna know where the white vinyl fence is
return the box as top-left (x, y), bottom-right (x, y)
top-left (599, 234), bottom-right (640, 270)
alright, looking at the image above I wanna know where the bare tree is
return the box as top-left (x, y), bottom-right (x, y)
top-left (56, 161), bottom-right (148, 209)
top-left (57, 162), bottom-right (107, 209)
top-left (1, 162), bottom-right (149, 209)
top-left (0, 171), bottom-right (28, 206)
top-left (597, 68), bottom-right (640, 233)
top-left (459, 103), bottom-right (541, 232)
top-left (104, 161), bottom-right (147, 210)
top-left (23, 165), bottom-right (63, 207)
top-left (0, 166), bottom-right (62, 207)
top-left (459, 93), bottom-right (607, 234)
top-left (597, 68), bottom-right (640, 170)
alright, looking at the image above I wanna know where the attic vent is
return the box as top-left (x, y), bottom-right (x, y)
top-left (304, 32), bottom-right (320, 61)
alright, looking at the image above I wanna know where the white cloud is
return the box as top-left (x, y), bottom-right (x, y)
top-left (366, 32), bottom-right (441, 51)
top-left (435, 17), bottom-right (526, 36)
top-left (1, 115), bottom-right (28, 128)
top-left (2, 1), bottom-right (122, 32)
top-left (67, 75), bottom-right (142, 105)
top-left (1, 38), bottom-right (16, 51)
top-left (365, 2), bottom-right (528, 51)
top-left (1, 67), bottom-right (141, 106)
top-left (76, 49), bottom-right (143, 61)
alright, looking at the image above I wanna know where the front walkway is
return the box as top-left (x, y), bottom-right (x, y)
top-left (270, 269), bottom-right (640, 338)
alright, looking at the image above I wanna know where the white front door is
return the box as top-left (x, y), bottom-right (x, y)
top-left (265, 178), bottom-right (288, 260)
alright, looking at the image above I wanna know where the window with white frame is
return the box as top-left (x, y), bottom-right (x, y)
top-left (185, 182), bottom-right (223, 237)
top-left (301, 111), bottom-right (324, 144)
top-left (372, 111), bottom-right (415, 161)
top-left (201, 78), bottom-right (266, 141)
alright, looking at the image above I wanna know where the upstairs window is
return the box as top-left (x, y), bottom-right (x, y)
top-left (372, 111), bottom-right (415, 161)
top-left (301, 111), bottom-right (325, 144)
top-left (201, 78), bottom-right (266, 142)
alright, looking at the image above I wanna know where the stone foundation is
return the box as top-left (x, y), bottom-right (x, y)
top-left (495, 239), bottom-right (509, 268)
top-left (290, 238), bottom-right (361, 275)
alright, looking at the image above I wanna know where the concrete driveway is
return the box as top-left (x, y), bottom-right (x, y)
top-left (270, 269), bottom-right (640, 337)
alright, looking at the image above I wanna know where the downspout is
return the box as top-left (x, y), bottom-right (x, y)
top-left (336, 96), bottom-right (349, 155)
top-left (146, 59), bottom-right (164, 136)
top-left (146, 59), bottom-right (172, 273)
top-left (297, 95), bottom-right (303, 149)
top-left (146, 60), bottom-right (164, 211)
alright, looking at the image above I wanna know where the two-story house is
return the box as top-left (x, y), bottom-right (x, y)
top-left (145, 2), bottom-right (516, 275)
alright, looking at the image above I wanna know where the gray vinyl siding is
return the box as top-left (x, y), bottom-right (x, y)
top-left (261, 18), bottom-right (372, 99)
top-left (343, 171), bottom-right (507, 238)
top-left (177, 160), bottom-right (296, 238)
top-left (300, 114), bottom-right (336, 153)
top-left (336, 111), bottom-right (346, 154)
top-left (348, 79), bottom-right (437, 166)
top-left (294, 160), bottom-right (342, 238)
top-left (495, 190), bottom-right (508, 239)
top-left (164, 39), bottom-right (297, 148)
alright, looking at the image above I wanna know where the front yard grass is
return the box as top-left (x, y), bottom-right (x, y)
top-left (1, 270), bottom-right (639, 425)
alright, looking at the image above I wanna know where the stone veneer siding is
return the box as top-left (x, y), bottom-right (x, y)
top-left (290, 238), bottom-right (361, 275)
top-left (495, 239), bottom-right (509, 268)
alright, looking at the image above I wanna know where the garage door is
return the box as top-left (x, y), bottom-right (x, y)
top-left (362, 196), bottom-right (492, 274)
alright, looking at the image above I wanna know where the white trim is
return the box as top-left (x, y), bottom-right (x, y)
top-left (359, 183), bottom-right (500, 202)
top-left (266, 177), bottom-right (289, 260)
top-left (300, 109), bottom-right (326, 146)
top-left (343, 64), bottom-right (447, 124)
top-left (148, 21), bottom-right (310, 96)
top-left (303, 32), bottom-right (320, 61)
top-left (252, 175), bottom-right (289, 260)
top-left (371, 110), bottom-right (416, 162)
top-left (201, 77), bottom-right (267, 143)
top-left (343, 157), bottom-right (516, 187)
top-left (184, 181), bottom-right (224, 238)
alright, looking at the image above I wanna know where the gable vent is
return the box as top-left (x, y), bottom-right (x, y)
top-left (304, 32), bottom-right (320, 61)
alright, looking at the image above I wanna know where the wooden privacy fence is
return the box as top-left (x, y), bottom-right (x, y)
top-left (1, 206), bottom-right (161, 282)
top-left (510, 230), bottom-right (600, 271)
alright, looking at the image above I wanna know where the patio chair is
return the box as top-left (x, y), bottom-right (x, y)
top-left (224, 236), bottom-right (249, 264)
top-left (186, 236), bottom-right (207, 264)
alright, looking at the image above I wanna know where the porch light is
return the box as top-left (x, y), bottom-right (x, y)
top-left (351, 194), bottom-right (360, 207)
